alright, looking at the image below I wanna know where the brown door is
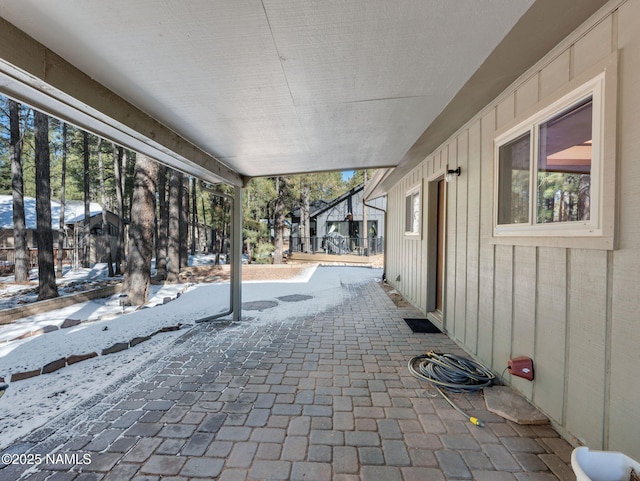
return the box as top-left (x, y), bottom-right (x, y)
top-left (435, 180), bottom-right (445, 312)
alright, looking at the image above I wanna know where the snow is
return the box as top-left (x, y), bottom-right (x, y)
top-left (0, 194), bottom-right (103, 231)
top-left (0, 283), bottom-right (194, 369)
top-left (0, 264), bottom-right (122, 311)
top-left (0, 258), bottom-right (382, 451)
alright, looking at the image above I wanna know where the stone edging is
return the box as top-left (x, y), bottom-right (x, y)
top-left (0, 284), bottom-right (122, 326)
top-left (0, 284), bottom-right (194, 391)
top-left (3, 322), bottom-right (189, 384)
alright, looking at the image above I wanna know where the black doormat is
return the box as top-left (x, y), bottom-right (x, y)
top-left (403, 318), bottom-right (442, 333)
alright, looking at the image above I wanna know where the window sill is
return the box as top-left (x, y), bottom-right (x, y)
top-left (488, 233), bottom-right (615, 251)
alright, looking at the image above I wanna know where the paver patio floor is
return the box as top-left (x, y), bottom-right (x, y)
top-left (1, 277), bottom-right (576, 481)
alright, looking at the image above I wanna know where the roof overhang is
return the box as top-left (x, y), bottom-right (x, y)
top-left (366, 0), bottom-right (611, 199)
top-left (0, 17), bottom-right (243, 186)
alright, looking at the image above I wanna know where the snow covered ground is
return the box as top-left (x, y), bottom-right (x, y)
top-left (0, 258), bottom-right (382, 451)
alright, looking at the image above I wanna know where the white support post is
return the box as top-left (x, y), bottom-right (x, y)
top-left (231, 185), bottom-right (243, 322)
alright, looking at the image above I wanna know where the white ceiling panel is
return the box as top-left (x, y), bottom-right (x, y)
top-left (0, 0), bottom-right (540, 178)
top-left (264, 1), bottom-right (527, 104)
top-left (296, 96), bottom-right (444, 161)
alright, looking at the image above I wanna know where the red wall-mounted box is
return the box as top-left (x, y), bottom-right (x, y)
top-left (508, 356), bottom-right (534, 381)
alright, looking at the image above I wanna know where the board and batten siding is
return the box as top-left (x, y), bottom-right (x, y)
top-left (385, 0), bottom-right (640, 458)
top-left (386, 165), bottom-right (427, 313)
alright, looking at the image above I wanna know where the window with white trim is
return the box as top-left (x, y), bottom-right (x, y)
top-left (494, 74), bottom-right (604, 237)
top-left (405, 187), bottom-right (421, 235)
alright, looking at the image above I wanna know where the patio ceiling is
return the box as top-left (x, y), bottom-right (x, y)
top-left (0, 1), bottom-right (608, 187)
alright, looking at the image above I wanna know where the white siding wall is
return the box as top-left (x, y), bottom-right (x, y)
top-left (386, 0), bottom-right (640, 458)
top-left (386, 165), bottom-right (426, 312)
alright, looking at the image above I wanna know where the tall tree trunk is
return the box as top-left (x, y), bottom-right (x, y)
top-left (180, 174), bottom-right (189, 269)
top-left (57, 122), bottom-right (67, 277)
top-left (213, 228), bottom-right (219, 264)
top-left (223, 200), bottom-right (230, 259)
top-left (300, 185), bottom-right (310, 253)
top-left (155, 165), bottom-right (168, 279)
top-left (82, 131), bottom-right (91, 268)
top-left (191, 177), bottom-right (197, 255)
top-left (167, 169), bottom-right (181, 282)
top-left (9, 100), bottom-right (29, 283)
top-left (578, 173), bottom-right (590, 221)
top-left (200, 194), bottom-right (208, 253)
top-left (34, 111), bottom-right (59, 300)
top-left (122, 151), bottom-right (129, 214)
top-left (98, 138), bottom-right (114, 276)
top-left (273, 177), bottom-right (286, 264)
top-left (122, 154), bottom-right (157, 305)
top-left (112, 144), bottom-right (125, 275)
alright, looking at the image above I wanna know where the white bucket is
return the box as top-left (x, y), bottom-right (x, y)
top-left (572, 447), bottom-right (640, 481)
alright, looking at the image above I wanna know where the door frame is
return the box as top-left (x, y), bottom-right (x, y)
top-left (425, 168), bottom-right (448, 329)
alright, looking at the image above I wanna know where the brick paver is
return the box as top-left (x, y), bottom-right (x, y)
top-left (0, 275), bottom-right (577, 480)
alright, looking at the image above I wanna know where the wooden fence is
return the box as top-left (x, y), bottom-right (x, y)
top-left (0, 248), bottom-right (74, 275)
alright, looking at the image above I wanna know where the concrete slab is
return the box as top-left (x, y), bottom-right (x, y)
top-left (485, 385), bottom-right (549, 425)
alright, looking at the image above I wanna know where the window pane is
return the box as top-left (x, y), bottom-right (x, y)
top-left (498, 133), bottom-right (530, 225)
top-left (412, 192), bottom-right (420, 233)
top-left (405, 195), bottom-right (412, 232)
top-left (537, 98), bottom-right (592, 223)
top-left (405, 191), bottom-right (420, 233)
top-left (327, 221), bottom-right (349, 237)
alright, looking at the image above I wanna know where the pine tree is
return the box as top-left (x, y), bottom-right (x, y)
top-left (155, 164), bottom-right (168, 279)
top-left (112, 144), bottom-right (125, 275)
top-left (191, 177), bottom-right (197, 255)
top-left (56, 122), bottom-right (68, 276)
top-left (33, 110), bottom-right (58, 300)
top-left (272, 176), bottom-right (288, 264)
top-left (167, 168), bottom-right (181, 282)
top-left (98, 138), bottom-right (114, 276)
top-left (179, 173), bottom-right (189, 269)
top-left (207, 184), bottom-right (232, 265)
top-left (82, 131), bottom-right (91, 267)
top-left (122, 154), bottom-right (157, 305)
top-left (9, 100), bottom-right (29, 283)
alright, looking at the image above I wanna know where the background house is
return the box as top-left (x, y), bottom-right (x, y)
top-left (371, 0), bottom-right (640, 460)
top-left (290, 184), bottom-right (386, 255)
top-left (0, 195), bottom-right (121, 265)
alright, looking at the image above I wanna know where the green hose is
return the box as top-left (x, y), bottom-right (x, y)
top-left (408, 351), bottom-right (495, 427)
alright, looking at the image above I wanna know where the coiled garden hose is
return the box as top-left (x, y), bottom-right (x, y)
top-left (408, 351), bottom-right (495, 427)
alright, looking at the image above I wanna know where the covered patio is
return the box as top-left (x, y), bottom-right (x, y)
top-left (0, 0), bottom-right (608, 321)
top-left (0, 1), bottom-right (616, 479)
top-left (2, 271), bottom-right (575, 481)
